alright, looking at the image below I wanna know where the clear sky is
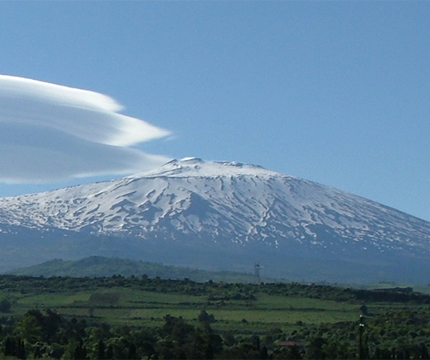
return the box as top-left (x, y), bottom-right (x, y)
top-left (0, 1), bottom-right (429, 221)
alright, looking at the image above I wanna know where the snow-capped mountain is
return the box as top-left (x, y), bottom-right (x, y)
top-left (1, 157), bottom-right (430, 283)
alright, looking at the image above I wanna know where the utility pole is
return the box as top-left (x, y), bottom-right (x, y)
top-left (359, 315), bottom-right (365, 359)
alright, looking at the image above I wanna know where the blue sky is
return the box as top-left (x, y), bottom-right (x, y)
top-left (0, 2), bottom-right (430, 221)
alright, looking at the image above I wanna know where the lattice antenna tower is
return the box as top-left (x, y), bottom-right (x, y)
top-left (254, 263), bottom-right (263, 284)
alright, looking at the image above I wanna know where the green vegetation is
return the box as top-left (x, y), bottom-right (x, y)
top-left (9, 257), bottom-right (262, 283)
top-left (0, 274), bottom-right (429, 359)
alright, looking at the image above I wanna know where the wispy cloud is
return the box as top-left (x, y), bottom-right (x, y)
top-left (0, 75), bottom-right (171, 183)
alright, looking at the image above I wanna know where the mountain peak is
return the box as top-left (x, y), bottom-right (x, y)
top-left (178, 157), bottom-right (204, 163)
top-left (130, 157), bottom-right (276, 179)
top-left (165, 157), bottom-right (204, 165)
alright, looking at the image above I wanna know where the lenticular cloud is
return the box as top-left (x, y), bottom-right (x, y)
top-left (0, 75), bottom-right (171, 183)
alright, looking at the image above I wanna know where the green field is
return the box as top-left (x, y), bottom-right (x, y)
top-left (1, 275), bottom-right (430, 359)
top-left (11, 287), bottom-right (360, 333)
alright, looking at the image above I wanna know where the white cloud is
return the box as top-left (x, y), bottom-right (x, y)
top-left (0, 75), bottom-right (171, 183)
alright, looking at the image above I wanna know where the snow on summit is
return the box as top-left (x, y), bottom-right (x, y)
top-left (130, 157), bottom-right (280, 178)
top-left (0, 157), bottom-right (429, 258)
top-left (1, 158), bottom-right (430, 282)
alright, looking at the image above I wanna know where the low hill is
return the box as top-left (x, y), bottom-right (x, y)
top-left (7, 256), bottom-right (261, 283)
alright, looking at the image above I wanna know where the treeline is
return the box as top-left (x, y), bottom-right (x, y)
top-left (0, 274), bottom-right (429, 304)
top-left (0, 308), bottom-right (278, 359)
top-left (1, 308), bottom-right (430, 359)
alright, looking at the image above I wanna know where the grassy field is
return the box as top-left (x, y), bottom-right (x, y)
top-left (2, 274), bottom-right (429, 339)
top-left (5, 285), bottom-right (362, 338)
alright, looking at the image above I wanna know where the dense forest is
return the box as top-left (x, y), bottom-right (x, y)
top-left (0, 274), bottom-right (429, 359)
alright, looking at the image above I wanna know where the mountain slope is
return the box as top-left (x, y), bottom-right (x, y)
top-left (0, 157), bottom-right (429, 283)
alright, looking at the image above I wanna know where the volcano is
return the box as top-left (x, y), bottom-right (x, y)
top-left (0, 157), bottom-right (429, 283)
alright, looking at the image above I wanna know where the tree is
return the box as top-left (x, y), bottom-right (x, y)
top-left (73, 340), bottom-right (87, 360)
top-left (359, 304), bottom-right (368, 316)
top-left (127, 342), bottom-right (137, 359)
top-left (0, 298), bottom-right (11, 313)
top-left (197, 310), bottom-right (215, 324)
top-left (97, 339), bottom-right (106, 360)
top-left (16, 337), bottom-right (26, 359)
top-left (306, 337), bottom-right (326, 359)
top-left (14, 313), bottom-right (43, 343)
top-left (106, 344), bottom-right (114, 359)
top-left (4, 336), bottom-right (16, 357)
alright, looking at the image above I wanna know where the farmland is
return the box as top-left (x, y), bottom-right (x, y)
top-left (0, 275), bottom-right (430, 359)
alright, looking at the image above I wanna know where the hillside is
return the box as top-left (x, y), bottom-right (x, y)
top-left (8, 256), bottom-right (260, 283)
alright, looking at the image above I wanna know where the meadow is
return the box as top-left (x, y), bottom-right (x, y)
top-left (12, 287), bottom-right (359, 333)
